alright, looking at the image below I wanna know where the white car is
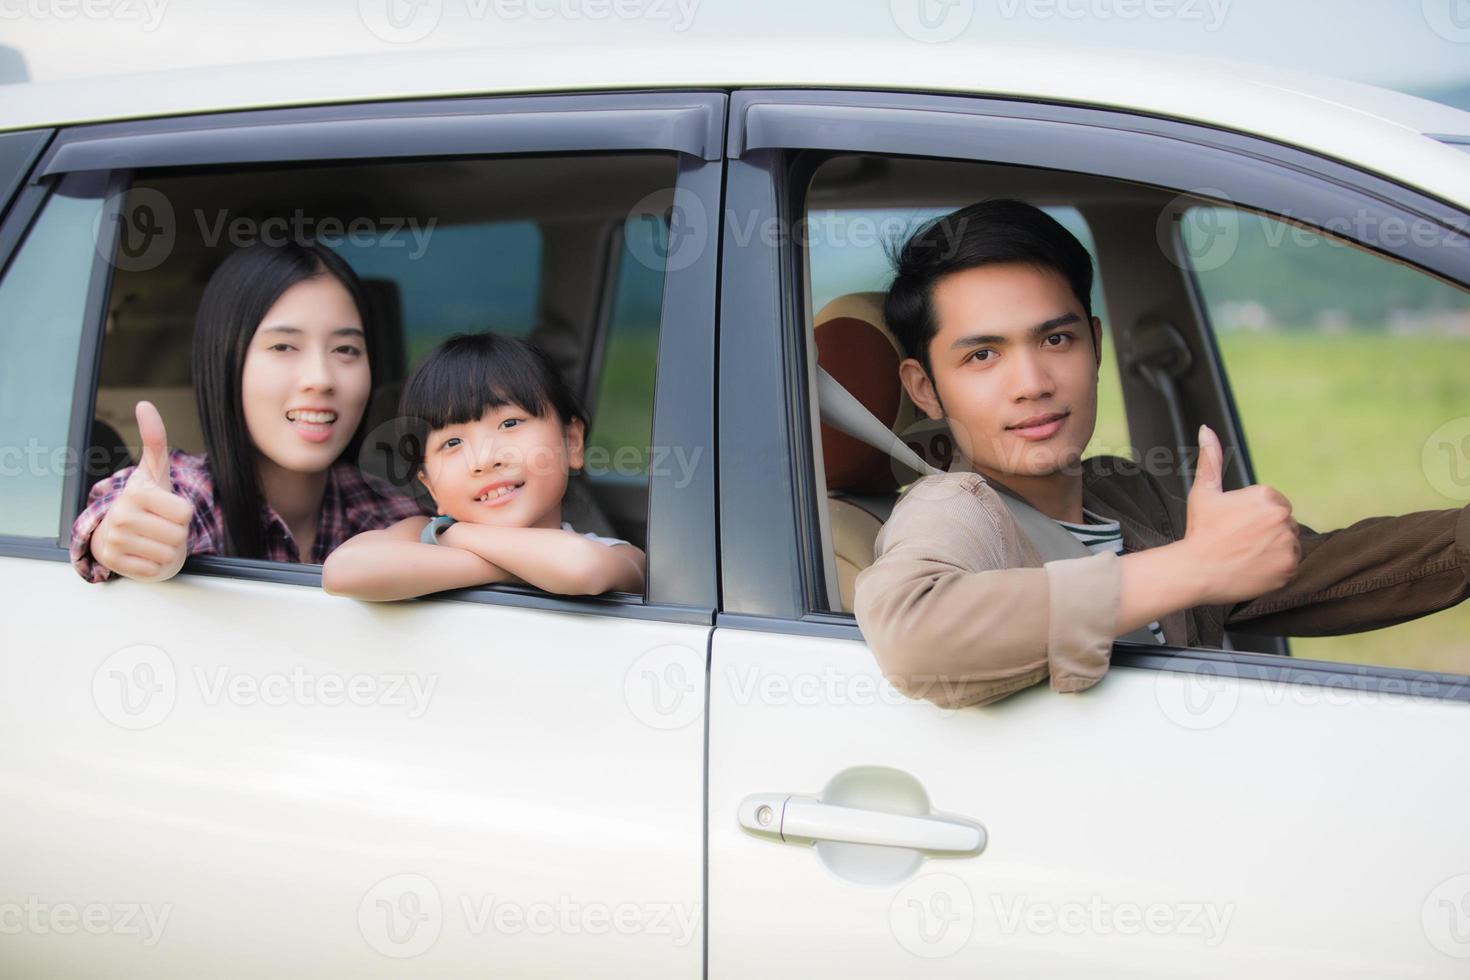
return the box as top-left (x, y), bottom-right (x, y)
top-left (1, 38), bottom-right (1468, 979)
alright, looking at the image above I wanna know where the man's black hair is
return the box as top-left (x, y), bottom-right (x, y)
top-left (883, 199), bottom-right (1097, 375)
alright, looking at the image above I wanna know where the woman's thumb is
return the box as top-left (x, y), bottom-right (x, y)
top-left (132, 400), bottom-right (171, 487)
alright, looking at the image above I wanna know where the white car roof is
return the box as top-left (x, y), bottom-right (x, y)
top-left (6, 39), bottom-right (1470, 207)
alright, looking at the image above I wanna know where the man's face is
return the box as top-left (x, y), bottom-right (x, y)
top-left (898, 262), bottom-right (1102, 479)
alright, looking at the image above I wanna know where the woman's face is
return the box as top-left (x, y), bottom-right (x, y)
top-left (239, 273), bottom-right (372, 475)
top-left (417, 404), bottom-right (586, 530)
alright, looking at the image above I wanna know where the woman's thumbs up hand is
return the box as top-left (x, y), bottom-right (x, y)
top-left (90, 401), bottom-right (194, 582)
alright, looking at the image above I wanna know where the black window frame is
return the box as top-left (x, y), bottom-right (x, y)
top-left (0, 91), bottom-right (725, 626)
top-left (0, 129), bottom-right (52, 225)
top-left (715, 87), bottom-right (1470, 702)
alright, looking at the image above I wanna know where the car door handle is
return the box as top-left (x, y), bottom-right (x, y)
top-left (737, 793), bottom-right (986, 854)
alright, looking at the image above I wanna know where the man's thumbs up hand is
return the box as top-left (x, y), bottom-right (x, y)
top-left (1181, 425), bottom-right (1302, 605)
top-left (92, 401), bottom-right (194, 582)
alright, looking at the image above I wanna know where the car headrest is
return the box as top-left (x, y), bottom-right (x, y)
top-left (814, 291), bottom-right (956, 494)
top-left (360, 277), bottom-right (406, 387)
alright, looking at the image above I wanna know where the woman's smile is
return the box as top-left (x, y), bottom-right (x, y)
top-left (286, 407), bottom-right (338, 443)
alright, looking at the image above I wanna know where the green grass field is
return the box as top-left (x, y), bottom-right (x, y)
top-left (1094, 331), bottom-right (1470, 675)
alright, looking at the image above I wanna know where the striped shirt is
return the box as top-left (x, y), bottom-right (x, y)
top-left (1055, 509), bottom-right (1167, 645)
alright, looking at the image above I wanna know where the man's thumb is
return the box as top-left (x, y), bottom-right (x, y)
top-left (130, 400), bottom-right (171, 488)
top-left (1191, 424), bottom-right (1224, 497)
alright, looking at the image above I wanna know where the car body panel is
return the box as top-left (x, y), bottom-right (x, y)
top-left (706, 626), bottom-right (1470, 977)
top-left (3, 41), bottom-right (1470, 207)
top-left (0, 559), bottom-right (709, 976)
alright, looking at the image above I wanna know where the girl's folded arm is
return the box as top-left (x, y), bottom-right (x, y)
top-left (322, 517), bottom-right (513, 601)
top-left (442, 524), bottom-right (646, 596)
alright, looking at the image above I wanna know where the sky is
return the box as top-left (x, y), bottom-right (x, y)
top-left (1, 0), bottom-right (1468, 103)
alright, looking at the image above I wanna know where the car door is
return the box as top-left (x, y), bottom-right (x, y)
top-left (707, 90), bottom-right (1470, 978)
top-left (0, 92), bottom-right (723, 978)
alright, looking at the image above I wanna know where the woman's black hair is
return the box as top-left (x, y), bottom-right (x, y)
top-left (883, 199), bottom-right (1097, 375)
top-left (397, 332), bottom-right (588, 471)
top-left (192, 240), bottom-right (373, 560)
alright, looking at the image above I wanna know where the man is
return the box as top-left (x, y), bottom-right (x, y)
top-left (853, 200), bottom-right (1470, 708)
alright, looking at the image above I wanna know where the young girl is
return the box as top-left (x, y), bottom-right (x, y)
top-left (70, 241), bottom-right (427, 583)
top-left (321, 332), bottom-right (646, 601)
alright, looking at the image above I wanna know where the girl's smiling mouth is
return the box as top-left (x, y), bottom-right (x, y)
top-left (475, 480), bottom-right (525, 506)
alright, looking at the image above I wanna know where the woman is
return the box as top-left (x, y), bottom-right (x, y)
top-left (71, 241), bottom-right (428, 583)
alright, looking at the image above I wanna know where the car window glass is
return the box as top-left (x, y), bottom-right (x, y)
top-left (585, 215), bottom-right (665, 477)
top-left (89, 153), bottom-right (678, 573)
top-left (1186, 206), bottom-right (1470, 674)
top-left (333, 219), bottom-right (541, 364)
top-left (805, 197), bottom-right (1128, 613)
top-left (0, 187), bottom-right (103, 537)
top-left (807, 204), bottom-right (1131, 461)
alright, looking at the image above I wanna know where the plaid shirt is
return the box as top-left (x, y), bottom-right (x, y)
top-left (70, 450), bottom-right (431, 583)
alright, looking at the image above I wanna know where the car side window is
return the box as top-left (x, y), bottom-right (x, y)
top-left (802, 173), bottom-right (1128, 613)
top-left (585, 215), bottom-right (665, 477)
top-left (0, 182), bottom-right (104, 537)
top-left (332, 219), bottom-right (542, 364)
top-left (807, 202), bottom-right (1132, 462)
top-left (88, 151), bottom-right (678, 578)
top-left (1185, 206), bottom-right (1470, 675)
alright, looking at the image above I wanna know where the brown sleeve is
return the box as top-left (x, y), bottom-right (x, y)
top-left (1224, 503), bottom-right (1470, 635)
top-left (853, 472), bottom-right (1120, 708)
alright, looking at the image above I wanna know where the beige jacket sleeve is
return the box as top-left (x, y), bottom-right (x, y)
top-left (853, 472), bottom-right (1121, 709)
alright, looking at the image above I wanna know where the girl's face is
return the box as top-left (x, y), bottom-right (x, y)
top-left (240, 274), bottom-right (372, 475)
top-left (417, 403), bottom-right (586, 529)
